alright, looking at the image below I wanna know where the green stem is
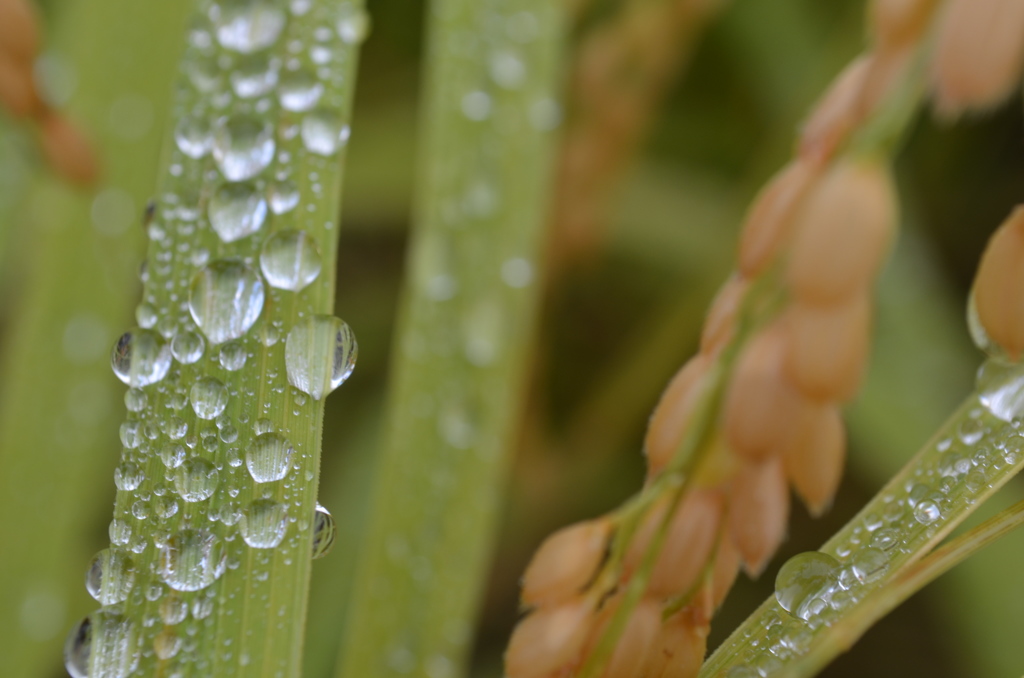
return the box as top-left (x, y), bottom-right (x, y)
top-left (64, 1), bottom-right (368, 676)
top-left (333, 0), bottom-right (564, 676)
top-left (701, 390), bottom-right (1024, 677)
top-left (776, 496), bottom-right (1024, 678)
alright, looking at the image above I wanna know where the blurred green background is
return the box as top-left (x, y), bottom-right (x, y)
top-left (2, 0), bottom-right (1024, 675)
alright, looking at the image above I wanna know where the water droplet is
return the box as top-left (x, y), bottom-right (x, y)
top-left (869, 528), bottom-right (899, 550)
top-left (260, 229), bottom-right (322, 291)
top-left (240, 499), bottom-right (288, 548)
top-left (111, 329), bottom-right (172, 387)
top-left (245, 432), bottom-right (295, 482)
top-left (186, 55), bottom-right (222, 93)
top-left (154, 497), bottom-right (179, 519)
top-left (958, 418), bottom-right (985, 445)
top-left (218, 341), bottom-right (248, 371)
top-left (166, 416), bottom-right (189, 439)
top-left (114, 462), bottom-right (144, 491)
top-left (219, 501), bottom-right (242, 525)
top-left (775, 552), bottom-right (840, 621)
top-left (211, 0), bottom-right (286, 53)
top-left (159, 594), bottom-right (188, 625)
top-left (159, 529), bottom-right (227, 591)
top-left (154, 627), bottom-right (182, 659)
top-left (192, 596), bottom-right (215, 620)
top-left (135, 303), bottom-right (158, 329)
top-left (191, 377), bottom-right (229, 419)
top-left (189, 259), bottom-right (265, 344)
top-left (124, 388), bottom-right (147, 412)
top-left (159, 443), bottom-right (185, 469)
top-left (174, 116), bottom-right (213, 158)
top-left (109, 520), bottom-right (132, 546)
top-left (301, 109), bottom-right (350, 156)
top-left (230, 52), bottom-right (279, 97)
top-left (85, 549), bottom-right (135, 605)
top-left (64, 609), bottom-right (138, 678)
top-left (209, 182), bottom-right (268, 242)
top-left (312, 503), bottom-right (336, 559)
top-left (268, 179), bottom-right (299, 214)
top-left (850, 547), bottom-right (888, 583)
top-left (285, 315), bottom-right (357, 399)
top-left (279, 69), bottom-right (324, 111)
top-left (173, 458), bottom-right (220, 502)
top-left (967, 292), bottom-right (1002, 357)
top-left (914, 500), bottom-right (941, 524)
top-left (212, 114), bottom-right (275, 181)
top-left (907, 483), bottom-right (929, 507)
top-left (171, 330), bottom-right (206, 364)
top-left (978, 359), bottom-right (1024, 423)
top-left (335, 2), bottom-right (370, 43)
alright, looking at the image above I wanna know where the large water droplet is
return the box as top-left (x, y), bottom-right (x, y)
top-left (188, 259), bottom-right (265, 344)
top-left (245, 432), bottom-right (294, 482)
top-left (158, 529), bottom-right (227, 591)
top-left (260, 229), bottom-right (322, 291)
top-left (85, 549), bottom-right (135, 605)
top-left (64, 609), bottom-right (138, 678)
top-left (978, 359), bottom-right (1024, 423)
top-left (191, 377), bottom-right (229, 419)
top-left (230, 52), bottom-right (279, 98)
top-left (312, 503), bottom-right (336, 559)
top-left (212, 115), bottom-right (275, 181)
top-left (173, 458), bottom-right (220, 502)
top-left (285, 315), bottom-right (357, 400)
top-left (170, 330), bottom-right (205, 364)
top-left (209, 182), bottom-right (268, 242)
top-left (301, 109), bottom-right (349, 156)
top-left (775, 552), bottom-right (840, 621)
top-left (279, 69), bottom-right (324, 111)
top-left (240, 499), bottom-right (288, 548)
top-left (211, 0), bottom-right (286, 53)
top-left (110, 329), bottom-right (172, 387)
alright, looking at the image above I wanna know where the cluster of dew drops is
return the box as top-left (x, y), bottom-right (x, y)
top-left (63, 0), bottom-right (367, 675)
top-left (716, 320), bottom-right (1024, 677)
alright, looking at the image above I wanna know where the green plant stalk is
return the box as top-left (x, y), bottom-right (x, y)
top-left (700, 392), bottom-right (1024, 677)
top-left (775, 496), bottom-right (1024, 678)
top-left (0, 0), bottom-right (190, 675)
top-left (74, 1), bottom-right (367, 676)
top-left (333, 1), bottom-right (564, 676)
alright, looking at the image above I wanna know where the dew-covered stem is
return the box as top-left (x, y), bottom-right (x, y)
top-left (0, 1), bottom-right (191, 676)
top-left (333, 1), bottom-right (563, 676)
top-left (701, 377), bottom-right (1024, 677)
top-left (63, 1), bottom-right (369, 676)
top-left (775, 495), bottom-right (1024, 678)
